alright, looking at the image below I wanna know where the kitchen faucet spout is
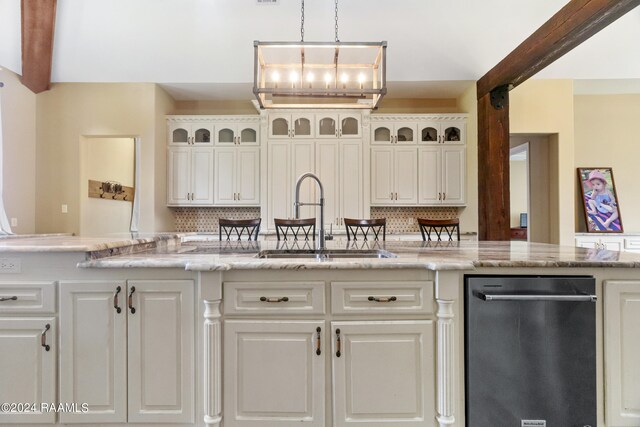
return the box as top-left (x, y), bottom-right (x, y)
top-left (293, 173), bottom-right (325, 250)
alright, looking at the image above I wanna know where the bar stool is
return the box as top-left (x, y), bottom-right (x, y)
top-left (218, 218), bottom-right (261, 241)
top-left (274, 218), bottom-right (316, 241)
top-left (418, 218), bottom-right (460, 241)
top-left (343, 218), bottom-right (386, 241)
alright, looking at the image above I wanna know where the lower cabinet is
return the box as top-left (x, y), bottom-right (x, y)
top-left (224, 319), bottom-right (435, 427)
top-left (0, 318), bottom-right (57, 424)
top-left (59, 280), bottom-right (194, 424)
top-left (605, 280), bottom-right (640, 426)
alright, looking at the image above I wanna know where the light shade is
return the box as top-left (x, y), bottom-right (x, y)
top-left (253, 41), bottom-right (387, 109)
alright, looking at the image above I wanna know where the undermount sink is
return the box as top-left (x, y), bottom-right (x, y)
top-left (256, 249), bottom-right (397, 259)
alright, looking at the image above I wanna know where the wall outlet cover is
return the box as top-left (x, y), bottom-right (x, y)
top-left (10, 218), bottom-right (17, 227)
top-left (61, 204), bottom-right (68, 213)
top-left (0, 258), bottom-right (21, 273)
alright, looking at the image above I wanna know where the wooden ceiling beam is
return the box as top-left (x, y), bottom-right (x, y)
top-left (21, 0), bottom-right (57, 94)
top-left (477, 0), bottom-right (640, 99)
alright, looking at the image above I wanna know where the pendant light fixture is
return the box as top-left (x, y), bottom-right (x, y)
top-left (253, 0), bottom-right (387, 109)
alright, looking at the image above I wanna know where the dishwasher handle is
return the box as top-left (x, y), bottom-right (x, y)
top-left (476, 292), bottom-right (597, 302)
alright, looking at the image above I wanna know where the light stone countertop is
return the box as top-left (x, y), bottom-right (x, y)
top-left (78, 239), bottom-right (640, 271)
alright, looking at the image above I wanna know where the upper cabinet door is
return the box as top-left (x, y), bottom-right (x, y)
top-left (316, 114), bottom-right (339, 139)
top-left (441, 121), bottom-right (465, 144)
top-left (269, 115), bottom-right (291, 138)
top-left (169, 122), bottom-right (213, 145)
top-left (167, 148), bottom-right (191, 205)
top-left (238, 124), bottom-right (259, 145)
top-left (236, 148), bottom-right (260, 205)
top-left (316, 141), bottom-right (340, 228)
top-left (192, 124), bottom-right (213, 145)
top-left (372, 124), bottom-right (393, 145)
top-left (291, 114), bottom-right (314, 139)
top-left (441, 146), bottom-right (466, 204)
top-left (395, 123), bottom-right (417, 144)
top-left (214, 148), bottom-right (237, 204)
top-left (418, 122), bottom-right (441, 145)
top-left (339, 114), bottom-right (361, 138)
top-left (217, 125), bottom-right (237, 146)
top-left (340, 141), bottom-right (363, 222)
top-left (394, 147), bottom-right (418, 204)
top-left (370, 147), bottom-right (394, 205)
top-left (267, 141), bottom-right (292, 226)
top-left (418, 147), bottom-right (441, 205)
top-left (169, 123), bottom-right (190, 145)
top-left (190, 148), bottom-right (214, 205)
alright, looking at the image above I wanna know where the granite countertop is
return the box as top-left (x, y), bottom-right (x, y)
top-left (78, 239), bottom-right (640, 271)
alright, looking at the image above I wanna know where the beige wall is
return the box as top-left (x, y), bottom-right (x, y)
top-left (173, 100), bottom-right (257, 115)
top-left (456, 84), bottom-right (479, 234)
top-left (376, 98), bottom-right (460, 114)
top-left (80, 137), bottom-right (134, 235)
top-left (0, 68), bottom-right (37, 233)
top-left (36, 83), bottom-right (175, 235)
top-left (510, 79), bottom-right (574, 245)
top-left (574, 94), bottom-right (640, 232)
top-left (509, 158), bottom-right (527, 228)
top-left (154, 85), bottom-right (177, 231)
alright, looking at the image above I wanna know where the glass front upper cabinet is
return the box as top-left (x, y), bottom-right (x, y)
top-left (372, 123), bottom-right (416, 144)
top-left (169, 123), bottom-right (213, 145)
top-left (269, 114), bottom-right (313, 139)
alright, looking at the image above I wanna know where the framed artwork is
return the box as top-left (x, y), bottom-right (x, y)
top-left (577, 167), bottom-right (623, 233)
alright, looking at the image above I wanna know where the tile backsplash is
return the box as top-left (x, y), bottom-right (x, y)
top-left (172, 206), bottom-right (459, 234)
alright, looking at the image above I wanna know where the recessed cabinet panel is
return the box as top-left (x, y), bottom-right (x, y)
top-left (332, 321), bottom-right (435, 427)
top-left (396, 125), bottom-right (415, 143)
top-left (441, 146), bottom-right (466, 204)
top-left (373, 125), bottom-right (392, 144)
top-left (172, 127), bottom-right (189, 144)
top-left (193, 127), bottom-right (212, 144)
top-left (0, 318), bottom-right (57, 424)
top-left (218, 127), bottom-right (236, 144)
top-left (237, 148), bottom-right (260, 205)
top-left (0, 282), bottom-right (55, 314)
top-left (340, 141), bottom-right (364, 222)
top-left (443, 123), bottom-right (464, 143)
top-left (167, 148), bottom-right (191, 205)
top-left (418, 147), bottom-right (441, 204)
top-left (292, 141), bottom-right (316, 218)
top-left (270, 117), bottom-right (290, 137)
top-left (370, 147), bottom-right (394, 205)
top-left (190, 148), bottom-right (214, 205)
top-left (223, 281), bottom-right (325, 316)
top-left (394, 147), bottom-right (418, 204)
top-left (214, 148), bottom-right (236, 204)
top-left (224, 320), bottom-right (325, 427)
top-left (240, 126), bottom-right (258, 144)
top-left (317, 115), bottom-right (338, 138)
top-left (267, 141), bottom-right (291, 227)
top-left (316, 141), bottom-right (340, 228)
top-left (340, 115), bottom-right (360, 138)
top-left (292, 115), bottom-right (314, 138)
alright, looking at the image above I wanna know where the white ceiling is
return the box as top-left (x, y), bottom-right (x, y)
top-left (1, 0), bottom-right (640, 99)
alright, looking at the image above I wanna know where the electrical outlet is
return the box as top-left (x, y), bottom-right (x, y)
top-left (0, 258), bottom-right (21, 273)
top-left (10, 218), bottom-right (17, 227)
top-left (61, 204), bottom-right (68, 213)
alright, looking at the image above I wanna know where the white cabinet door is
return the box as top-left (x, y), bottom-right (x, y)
top-left (418, 147), bottom-right (441, 205)
top-left (0, 318), bottom-right (56, 424)
top-left (339, 114), bottom-right (361, 138)
top-left (190, 147), bottom-right (214, 205)
top-left (332, 321), bottom-right (435, 427)
top-left (167, 148), bottom-right (191, 205)
top-left (370, 147), bottom-right (394, 205)
top-left (127, 281), bottom-right (194, 424)
top-left (340, 141), bottom-right (363, 223)
top-left (395, 123), bottom-right (417, 144)
top-left (418, 122), bottom-right (441, 144)
top-left (441, 121), bottom-right (465, 145)
top-left (372, 124), bottom-right (393, 144)
top-left (214, 148), bottom-right (236, 204)
top-left (316, 141), bottom-right (340, 228)
top-left (238, 123), bottom-right (259, 145)
top-left (60, 282), bottom-right (127, 423)
top-left (317, 114), bottom-right (339, 139)
top-left (292, 141), bottom-right (316, 219)
top-left (217, 124), bottom-right (237, 145)
top-left (269, 114), bottom-right (291, 138)
top-left (395, 147), bottom-right (418, 204)
top-left (267, 141), bottom-right (292, 228)
top-left (605, 281), bottom-right (640, 426)
top-left (224, 320), bottom-right (325, 427)
top-left (237, 147), bottom-right (260, 205)
top-left (292, 114), bottom-right (314, 139)
top-left (169, 123), bottom-right (191, 145)
top-left (441, 146), bottom-right (465, 204)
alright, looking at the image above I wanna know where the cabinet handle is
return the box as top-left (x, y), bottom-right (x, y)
top-left (335, 129), bottom-right (338, 137)
top-left (0, 296), bottom-right (17, 302)
top-left (237, 192), bottom-right (240, 200)
top-left (390, 192), bottom-right (393, 200)
top-left (114, 286), bottom-right (122, 314)
top-left (368, 296), bottom-right (397, 303)
top-left (259, 296), bottom-right (289, 303)
top-left (335, 328), bottom-right (341, 358)
top-left (191, 192), bottom-right (195, 200)
top-left (316, 327), bottom-right (322, 356)
top-left (438, 192), bottom-right (442, 200)
top-left (395, 192), bottom-right (398, 200)
top-left (339, 129), bottom-right (342, 138)
top-left (41, 324), bottom-right (51, 352)
top-left (443, 192), bottom-right (446, 200)
top-left (128, 286), bottom-right (136, 314)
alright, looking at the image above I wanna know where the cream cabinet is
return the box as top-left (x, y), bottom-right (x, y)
top-left (605, 280), bottom-right (640, 426)
top-left (332, 321), bottom-right (435, 427)
top-left (224, 320), bottom-right (326, 427)
top-left (371, 122), bottom-right (417, 145)
top-left (370, 146), bottom-right (418, 205)
top-left (266, 140), bottom-right (316, 230)
top-left (575, 235), bottom-right (625, 251)
top-left (216, 123), bottom-right (259, 146)
top-left (316, 140), bottom-right (364, 229)
top-left (269, 113), bottom-right (314, 139)
top-left (0, 318), bottom-right (57, 424)
top-left (316, 113), bottom-right (361, 139)
top-left (167, 147), bottom-right (214, 206)
top-left (418, 146), bottom-right (466, 205)
top-left (214, 147), bottom-right (260, 205)
top-left (59, 281), bottom-right (194, 424)
top-left (418, 121), bottom-right (465, 145)
top-left (169, 122), bottom-right (213, 146)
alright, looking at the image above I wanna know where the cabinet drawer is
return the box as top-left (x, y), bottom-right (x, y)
top-left (0, 282), bottom-right (55, 314)
top-left (331, 281), bottom-right (434, 315)
top-left (224, 282), bottom-right (325, 315)
top-left (625, 238), bottom-right (640, 252)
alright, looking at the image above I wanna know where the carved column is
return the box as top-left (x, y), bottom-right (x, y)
top-left (203, 300), bottom-right (222, 426)
top-left (436, 299), bottom-right (455, 426)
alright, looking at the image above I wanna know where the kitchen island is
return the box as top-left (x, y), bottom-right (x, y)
top-left (1, 235), bottom-right (639, 427)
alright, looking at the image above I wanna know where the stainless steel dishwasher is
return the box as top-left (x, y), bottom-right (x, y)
top-left (465, 275), bottom-right (596, 427)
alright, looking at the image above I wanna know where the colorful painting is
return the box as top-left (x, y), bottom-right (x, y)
top-left (578, 168), bottom-right (623, 233)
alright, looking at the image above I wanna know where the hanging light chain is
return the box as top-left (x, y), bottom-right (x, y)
top-left (334, 0), bottom-right (340, 42)
top-left (300, 0), bottom-right (305, 42)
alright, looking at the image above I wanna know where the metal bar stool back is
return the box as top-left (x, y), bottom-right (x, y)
top-left (418, 218), bottom-right (460, 241)
top-left (343, 218), bottom-right (386, 241)
top-left (218, 218), bottom-right (261, 241)
top-left (274, 218), bottom-right (316, 241)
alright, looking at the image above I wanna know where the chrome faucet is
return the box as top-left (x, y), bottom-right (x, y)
top-left (293, 172), bottom-right (325, 251)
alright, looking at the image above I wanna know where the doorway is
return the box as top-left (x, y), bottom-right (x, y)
top-left (79, 137), bottom-right (135, 236)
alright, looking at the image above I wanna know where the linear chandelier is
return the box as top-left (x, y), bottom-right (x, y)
top-left (253, 0), bottom-right (387, 110)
